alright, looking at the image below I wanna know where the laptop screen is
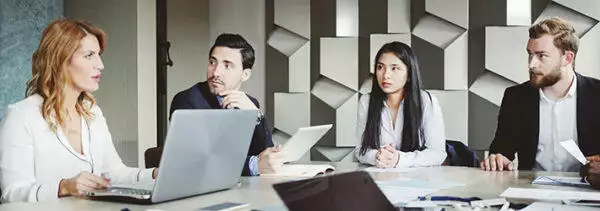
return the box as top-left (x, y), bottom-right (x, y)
top-left (272, 171), bottom-right (396, 211)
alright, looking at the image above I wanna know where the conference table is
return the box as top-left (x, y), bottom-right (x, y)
top-left (0, 162), bottom-right (595, 211)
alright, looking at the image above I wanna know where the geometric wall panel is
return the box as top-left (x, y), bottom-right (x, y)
top-left (335, 93), bottom-right (358, 147)
top-left (274, 92), bottom-right (311, 135)
top-left (485, 26), bottom-right (529, 84)
top-left (413, 13), bottom-right (468, 91)
top-left (369, 33), bottom-right (411, 74)
top-left (268, 25), bottom-right (308, 57)
top-left (336, 0), bottom-right (359, 37)
top-left (311, 76), bottom-right (356, 109)
top-left (359, 76), bottom-right (373, 95)
top-left (535, 2), bottom-right (598, 37)
top-left (428, 90), bottom-right (468, 145)
top-left (289, 42), bottom-right (311, 92)
top-left (313, 146), bottom-right (355, 162)
top-left (469, 71), bottom-right (517, 106)
top-left (425, 0), bottom-right (469, 29)
top-left (320, 37), bottom-right (359, 90)
top-left (413, 14), bottom-right (466, 49)
top-left (553, 0), bottom-right (600, 21)
top-left (310, 94), bottom-right (337, 147)
top-left (506, 0), bottom-right (531, 26)
top-left (274, 0), bottom-right (311, 38)
top-left (388, 0), bottom-right (411, 33)
top-left (413, 35), bottom-right (445, 90)
top-left (577, 24), bottom-right (600, 79)
top-left (468, 92), bottom-right (501, 151)
top-left (444, 32), bottom-right (469, 90)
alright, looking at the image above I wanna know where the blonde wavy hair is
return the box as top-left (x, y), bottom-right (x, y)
top-left (26, 19), bottom-right (106, 132)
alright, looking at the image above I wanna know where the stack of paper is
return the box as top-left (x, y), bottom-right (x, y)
top-left (500, 187), bottom-right (600, 201)
top-left (521, 202), bottom-right (599, 211)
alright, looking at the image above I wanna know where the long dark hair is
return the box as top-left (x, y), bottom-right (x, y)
top-left (359, 41), bottom-right (429, 155)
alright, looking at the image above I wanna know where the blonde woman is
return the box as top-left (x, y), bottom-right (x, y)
top-left (0, 19), bottom-right (157, 203)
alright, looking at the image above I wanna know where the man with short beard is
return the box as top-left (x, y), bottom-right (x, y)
top-left (480, 17), bottom-right (600, 173)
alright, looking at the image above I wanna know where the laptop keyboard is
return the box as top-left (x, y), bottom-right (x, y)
top-left (107, 187), bottom-right (152, 196)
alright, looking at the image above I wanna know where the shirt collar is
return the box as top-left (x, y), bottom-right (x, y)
top-left (539, 72), bottom-right (577, 102)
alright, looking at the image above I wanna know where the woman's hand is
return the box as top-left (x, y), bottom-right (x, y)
top-left (58, 172), bottom-right (110, 197)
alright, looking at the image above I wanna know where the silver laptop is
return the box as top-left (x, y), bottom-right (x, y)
top-left (86, 109), bottom-right (257, 204)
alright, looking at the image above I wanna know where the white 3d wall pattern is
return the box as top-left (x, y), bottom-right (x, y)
top-left (265, 0), bottom-right (600, 162)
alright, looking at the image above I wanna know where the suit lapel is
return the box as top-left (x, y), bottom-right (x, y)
top-left (575, 73), bottom-right (585, 149)
top-left (192, 82), bottom-right (221, 109)
top-left (525, 82), bottom-right (540, 167)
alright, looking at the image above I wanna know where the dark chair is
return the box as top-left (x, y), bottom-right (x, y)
top-left (444, 140), bottom-right (479, 167)
top-left (144, 147), bottom-right (163, 168)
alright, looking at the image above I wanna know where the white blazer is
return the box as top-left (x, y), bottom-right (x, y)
top-left (0, 94), bottom-right (153, 203)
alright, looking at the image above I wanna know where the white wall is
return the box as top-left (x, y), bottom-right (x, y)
top-left (137, 1), bottom-right (157, 168)
top-left (64, 0), bottom-right (157, 167)
top-left (166, 0), bottom-right (210, 116)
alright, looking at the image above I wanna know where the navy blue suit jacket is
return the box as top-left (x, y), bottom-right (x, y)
top-left (169, 81), bottom-right (273, 176)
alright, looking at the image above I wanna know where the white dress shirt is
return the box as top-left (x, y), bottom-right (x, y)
top-left (354, 91), bottom-right (447, 168)
top-left (0, 94), bottom-right (154, 203)
top-left (534, 76), bottom-right (580, 172)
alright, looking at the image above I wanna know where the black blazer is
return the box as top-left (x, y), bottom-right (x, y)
top-left (489, 73), bottom-right (600, 170)
top-left (169, 81), bottom-right (274, 176)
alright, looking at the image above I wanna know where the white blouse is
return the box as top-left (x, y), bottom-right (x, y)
top-left (0, 94), bottom-right (153, 203)
top-left (354, 91), bottom-right (447, 168)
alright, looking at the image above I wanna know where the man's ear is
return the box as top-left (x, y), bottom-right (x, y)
top-left (563, 51), bottom-right (575, 67)
top-left (241, 68), bottom-right (252, 82)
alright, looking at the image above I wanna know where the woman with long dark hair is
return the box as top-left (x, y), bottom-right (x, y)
top-left (355, 41), bottom-right (446, 168)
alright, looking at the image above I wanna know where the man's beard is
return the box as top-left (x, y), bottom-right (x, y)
top-left (529, 65), bottom-right (562, 89)
top-left (208, 77), bottom-right (224, 95)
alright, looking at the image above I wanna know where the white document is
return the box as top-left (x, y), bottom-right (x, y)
top-left (377, 185), bottom-right (437, 205)
top-left (500, 187), bottom-right (600, 201)
top-left (376, 178), bottom-right (464, 190)
top-left (521, 202), bottom-right (599, 211)
top-left (280, 125), bottom-right (332, 163)
top-left (260, 164), bottom-right (335, 178)
top-left (560, 139), bottom-right (588, 165)
top-left (364, 167), bottom-right (417, 173)
top-left (532, 176), bottom-right (590, 187)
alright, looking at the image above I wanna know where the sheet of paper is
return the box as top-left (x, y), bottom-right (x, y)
top-left (500, 187), bottom-right (600, 201)
top-left (364, 167), bottom-right (417, 173)
top-left (280, 125), bottom-right (332, 163)
top-left (521, 202), bottom-right (599, 211)
top-left (376, 178), bottom-right (464, 190)
top-left (261, 164), bottom-right (334, 178)
top-left (377, 185), bottom-right (437, 205)
top-left (560, 139), bottom-right (587, 165)
top-left (532, 176), bottom-right (590, 187)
